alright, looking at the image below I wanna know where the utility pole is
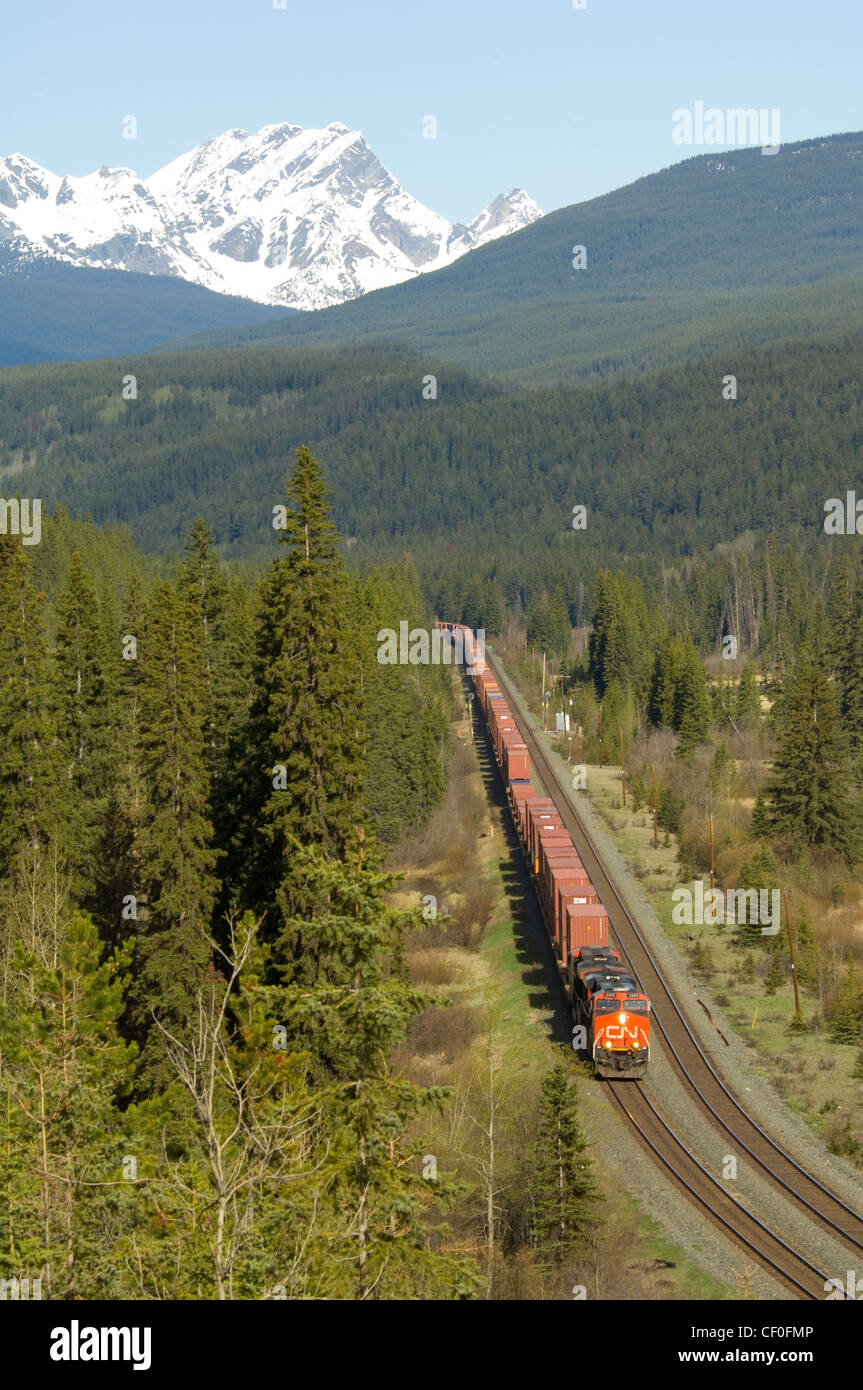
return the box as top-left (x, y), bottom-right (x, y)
top-left (784, 897), bottom-right (802, 1019)
top-left (620, 729), bottom-right (626, 806)
top-left (599, 704), bottom-right (604, 769)
top-left (651, 763), bottom-right (658, 848)
top-left (709, 814), bottom-right (715, 895)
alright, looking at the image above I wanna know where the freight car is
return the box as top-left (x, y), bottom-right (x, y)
top-left (442, 623), bottom-right (650, 1079)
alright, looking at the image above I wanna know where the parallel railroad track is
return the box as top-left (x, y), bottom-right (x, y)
top-left (483, 649), bottom-right (862, 1299)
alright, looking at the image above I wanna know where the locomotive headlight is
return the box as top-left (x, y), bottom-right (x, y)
top-left (618, 1012), bottom-right (627, 1025)
top-left (605, 1040), bottom-right (612, 1049)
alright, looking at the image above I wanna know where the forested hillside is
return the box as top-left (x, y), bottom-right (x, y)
top-left (0, 259), bottom-right (291, 367)
top-left (3, 331), bottom-right (862, 635)
top-left (162, 132), bottom-right (863, 385)
top-left (0, 452), bottom-right (471, 1298)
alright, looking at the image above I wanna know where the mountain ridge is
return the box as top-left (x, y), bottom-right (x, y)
top-left (0, 122), bottom-right (541, 311)
top-left (157, 130), bottom-right (863, 385)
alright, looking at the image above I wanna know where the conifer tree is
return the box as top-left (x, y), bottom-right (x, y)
top-left (240, 447), bottom-right (366, 929)
top-left (735, 843), bottom-right (779, 947)
top-left (793, 906), bottom-right (820, 993)
top-left (589, 572), bottom-right (649, 703)
top-left (647, 631), bottom-right (680, 728)
top-left (734, 662), bottom-right (762, 727)
top-left (179, 520), bottom-right (229, 773)
top-left (709, 742), bottom-right (735, 795)
top-left (54, 551), bottom-right (116, 896)
top-left (130, 580), bottom-right (218, 1088)
top-left (750, 789), bottom-right (771, 840)
top-left (674, 640), bottom-right (712, 757)
top-left (93, 576), bottom-right (146, 944)
top-left (0, 911), bottom-right (137, 1299)
top-left (765, 944), bottom-right (785, 996)
top-left (0, 538), bottom-right (63, 872)
top-left (825, 961), bottom-right (863, 1044)
top-left (761, 653), bottom-right (860, 864)
top-left (269, 847), bottom-right (478, 1299)
top-left (532, 1060), bottom-right (599, 1263)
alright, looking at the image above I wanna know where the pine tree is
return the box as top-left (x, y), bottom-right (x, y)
top-left (647, 631), bottom-right (680, 728)
top-left (793, 906), bottom-right (820, 993)
top-left (179, 519), bottom-right (229, 774)
top-left (54, 551), bottom-right (117, 896)
top-left (761, 653), bottom-right (860, 864)
top-left (93, 577), bottom-right (146, 945)
top-left (526, 592), bottom-right (555, 659)
top-left (589, 572), bottom-right (649, 703)
top-left (0, 911), bottom-right (137, 1299)
top-left (240, 447), bottom-right (366, 931)
top-left (765, 945), bottom-right (785, 995)
top-left (532, 1060), bottom-right (600, 1263)
top-left (750, 789), bottom-right (771, 840)
top-left (735, 844), bottom-right (779, 947)
top-left (825, 961), bottom-right (863, 1044)
top-left (709, 742), bottom-right (735, 795)
top-left (674, 640), bottom-right (712, 757)
top-left (130, 580), bottom-right (218, 1089)
top-left (734, 662), bottom-right (762, 727)
top-left (0, 538), bottom-right (62, 872)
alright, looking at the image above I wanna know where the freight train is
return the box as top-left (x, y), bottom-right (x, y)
top-left (440, 623), bottom-right (650, 1079)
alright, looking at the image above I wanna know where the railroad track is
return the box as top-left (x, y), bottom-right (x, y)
top-left (606, 1084), bottom-right (826, 1299)
top-left (483, 649), bottom-right (862, 1299)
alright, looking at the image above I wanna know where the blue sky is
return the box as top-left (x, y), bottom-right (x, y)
top-left (4, 0), bottom-right (861, 221)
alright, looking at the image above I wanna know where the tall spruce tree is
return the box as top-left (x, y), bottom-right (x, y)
top-left (179, 520), bottom-right (229, 773)
top-left (761, 653), bottom-right (860, 865)
top-left (130, 580), bottom-right (218, 1088)
top-left (0, 538), bottom-right (63, 872)
top-left (674, 640), bottom-right (712, 757)
top-left (647, 631), bottom-right (681, 728)
top-left (240, 447), bottom-right (366, 932)
top-left (54, 551), bottom-right (117, 897)
top-left (532, 1061), bottom-right (600, 1263)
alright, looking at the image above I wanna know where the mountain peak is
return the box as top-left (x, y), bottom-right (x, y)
top-left (0, 123), bottom-right (541, 310)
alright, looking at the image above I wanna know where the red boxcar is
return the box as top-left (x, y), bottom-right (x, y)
top-left (535, 827), bottom-right (571, 876)
top-left (510, 782), bottom-right (539, 839)
top-left (542, 858), bottom-right (580, 920)
top-left (504, 742), bottom-right (530, 781)
top-left (562, 902), bottom-right (610, 965)
top-left (555, 881), bottom-right (601, 956)
top-left (526, 802), bottom-right (558, 863)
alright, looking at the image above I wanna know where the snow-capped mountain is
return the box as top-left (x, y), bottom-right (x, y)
top-left (0, 124), bottom-right (542, 310)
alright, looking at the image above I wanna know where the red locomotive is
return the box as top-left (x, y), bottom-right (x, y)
top-left (442, 622), bottom-right (650, 1079)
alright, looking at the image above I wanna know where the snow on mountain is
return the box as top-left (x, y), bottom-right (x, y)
top-left (0, 124), bottom-right (542, 310)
